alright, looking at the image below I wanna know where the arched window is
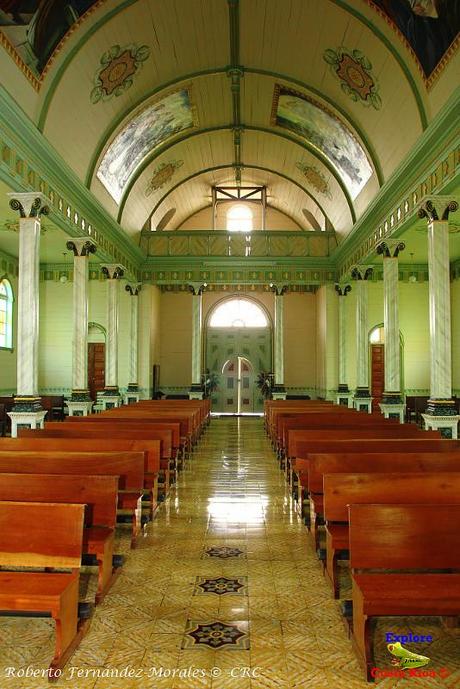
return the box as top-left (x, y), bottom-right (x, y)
top-left (209, 298), bottom-right (268, 328)
top-left (226, 204), bottom-right (253, 232)
top-left (369, 325), bottom-right (384, 344)
top-left (0, 278), bottom-right (13, 349)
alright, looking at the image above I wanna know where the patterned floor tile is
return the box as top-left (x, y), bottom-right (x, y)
top-left (182, 620), bottom-right (250, 650)
top-left (203, 546), bottom-right (246, 559)
top-left (194, 576), bottom-right (248, 596)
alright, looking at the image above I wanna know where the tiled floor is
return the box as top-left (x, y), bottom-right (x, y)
top-left (0, 417), bottom-right (459, 688)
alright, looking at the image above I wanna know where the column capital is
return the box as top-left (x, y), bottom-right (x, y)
top-left (188, 282), bottom-right (207, 295)
top-left (125, 283), bottom-right (142, 296)
top-left (269, 283), bottom-right (288, 296)
top-left (351, 265), bottom-right (373, 280)
top-left (66, 238), bottom-right (97, 257)
top-left (8, 192), bottom-right (50, 219)
top-left (101, 264), bottom-right (125, 279)
top-left (417, 196), bottom-right (459, 223)
top-left (335, 283), bottom-right (351, 296)
top-left (376, 240), bottom-right (405, 258)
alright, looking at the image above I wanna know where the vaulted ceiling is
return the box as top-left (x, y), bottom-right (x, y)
top-left (1, 0), bottom-right (459, 248)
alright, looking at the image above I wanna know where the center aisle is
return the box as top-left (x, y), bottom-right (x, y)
top-left (86, 416), bottom-right (369, 689)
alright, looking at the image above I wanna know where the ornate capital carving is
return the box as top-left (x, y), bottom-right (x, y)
top-left (335, 283), bottom-right (351, 296)
top-left (269, 283), bottom-right (288, 296)
top-left (8, 192), bottom-right (50, 219)
top-left (351, 265), bottom-right (373, 281)
top-left (101, 264), bottom-right (125, 280)
top-left (376, 240), bottom-right (405, 258)
top-left (188, 282), bottom-right (207, 296)
top-left (125, 283), bottom-right (142, 296)
top-left (417, 197), bottom-right (459, 223)
top-left (66, 238), bottom-right (97, 257)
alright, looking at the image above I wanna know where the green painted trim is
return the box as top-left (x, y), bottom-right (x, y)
top-left (333, 85), bottom-right (460, 271)
top-left (146, 164), bottom-right (335, 230)
top-left (116, 125), bottom-right (355, 223)
top-left (0, 85), bottom-right (144, 277)
top-left (84, 68), bottom-right (227, 188)
top-left (246, 68), bottom-right (384, 187)
top-left (37, 0), bottom-right (139, 132)
top-left (331, 0), bottom-right (428, 129)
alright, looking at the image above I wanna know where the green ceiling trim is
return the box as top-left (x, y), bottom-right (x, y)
top-left (334, 87), bottom-right (459, 276)
top-left (116, 125), bottom-right (355, 223)
top-left (246, 68), bottom-right (383, 187)
top-left (84, 68), bottom-right (227, 188)
top-left (145, 163), bottom-right (334, 230)
top-left (330, 0), bottom-right (428, 130)
top-left (37, 0), bottom-right (139, 132)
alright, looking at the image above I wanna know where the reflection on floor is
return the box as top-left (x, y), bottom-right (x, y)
top-left (0, 417), bottom-right (459, 688)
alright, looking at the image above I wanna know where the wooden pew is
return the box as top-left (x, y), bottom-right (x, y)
top-left (0, 451), bottom-right (145, 547)
top-left (323, 471), bottom-right (460, 598)
top-left (0, 436), bottom-right (161, 515)
top-left (0, 501), bottom-right (90, 677)
top-left (0, 473), bottom-right (120, 604)
top-left (297, 451), bottom-right (460, 549)
top-left (348, 503), bottom-right (460, 681)
top-left (19, 425), bottom-right (173, 498)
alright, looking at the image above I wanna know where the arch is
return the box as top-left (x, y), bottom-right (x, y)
top-left (116, 126), bottom-right (357, 223)
top-left (147, 164), bottom-right (333, 231)
top-left (88, 321), bottom-right (106, 343)
top-left (207, 296), bottom-right (270, 329)
top-left (0, 276), bottom-right (14, 349)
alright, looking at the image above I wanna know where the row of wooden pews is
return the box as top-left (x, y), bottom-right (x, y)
top-left (265, 399), bottom-right (460, 682)
top-left (0, 399), bottom-right (209, 680)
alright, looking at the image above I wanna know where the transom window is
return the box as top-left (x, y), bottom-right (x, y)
top-left (226, 204), bottom-right (253, 233)
top-left (369, 325), bottom-right (384, 344)
top-left (209, 298), bottom-right (268, 328)
top-left (0, 278), bottom-right (13, 349)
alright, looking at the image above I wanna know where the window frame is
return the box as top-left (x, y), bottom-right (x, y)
top-left (0, 277), bottom-right (14, 351)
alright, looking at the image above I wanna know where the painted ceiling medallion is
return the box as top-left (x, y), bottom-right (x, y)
top-left (91, 44), bottom-right (150, 104)
top-left (296, 163), bottom-right (332, 199)
top-left (145, 160), bottom-right (184, 197)
top-left (323, 48), bottom-right (382, 110)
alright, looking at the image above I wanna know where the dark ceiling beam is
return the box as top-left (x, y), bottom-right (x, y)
top-left (227, 0), bottom-right (242, 184)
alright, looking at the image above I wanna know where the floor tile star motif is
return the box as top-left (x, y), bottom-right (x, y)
top-left (203, 545), bottom-right (245, 559)
top-left (194, 576), bottom-right (247, 596)
top-left (182, 620), bottom-right (249, 650)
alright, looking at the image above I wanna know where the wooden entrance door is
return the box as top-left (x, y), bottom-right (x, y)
top-left (371, 344), bottom-right (384, 412)
top-left (88, 343), bottom-right (105, 401)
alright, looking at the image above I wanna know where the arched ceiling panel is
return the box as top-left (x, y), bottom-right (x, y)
top-left (42, 0), bottom-right (229, 179)
top-left (239, 0), bottom-right (424, 174)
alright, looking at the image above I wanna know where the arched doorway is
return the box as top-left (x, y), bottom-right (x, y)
top-left (221, 356), bottom-right (255, 413)
top-left (206, 297), bottom-right (272, 413)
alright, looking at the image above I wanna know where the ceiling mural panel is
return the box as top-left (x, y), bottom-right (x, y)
top-left (96, 87), bottom-right (196, 204)
top-left (271, 85), bottom-right (374, 200)
top-left (368, 0), bottom-right (460, 78)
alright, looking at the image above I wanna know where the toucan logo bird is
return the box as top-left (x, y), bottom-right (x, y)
top-left (387, 642), bottom-right (430, 670)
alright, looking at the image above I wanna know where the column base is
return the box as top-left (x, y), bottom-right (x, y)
top-left (124, 385), bottom-right (141, 405)
top-left (70, 389), bottom-right (92, 402)
top-left (12, 395), bottom-right (43, 412)
top-left (337, 384), bottom-right (349, 392)
top-left (379, 403), bottom-right (405, 423)
top-left (425, 398), bottom-right (458, 416)
top-left (271, 386), bottom-right (287, 401)
top-left (7, 410), bottom-right (47, 438)
top-left (102, 387), bottom-right (120, 409)
top-left (336, 392), bottom-right (354, 408)
top-left (421, 413), bottom-right (460, 439)
top-left (66, 400), bottom-right (94, 417)
top-left (353, 391), bottom-right (373, 413)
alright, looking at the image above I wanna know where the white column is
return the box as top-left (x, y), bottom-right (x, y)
top-left (419, 198), bottom-right (459, 417)
top-left (101, 265), bottom-right (124, 402)
top-left (8, 194), bottom-right (49, 409)
top-left (272, 285), bottom-right (287, 395)
top-left (335, 284), bottom-right (353, 407)
top-left (125, 284), bottom-right (141, 402)
top-left (352, 266), bottom-right (373, 411)
top-left (376, 241), bottom-right (405, 400)
top-left (189, 284), bottom-right (204, 395)
top-left (67, 239), bottom-right (97, 400)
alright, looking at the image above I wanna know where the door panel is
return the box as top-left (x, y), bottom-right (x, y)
top-left (88, 343), bottom-right (105, 401)
top-left (371, 344), bottom-right (384, 412)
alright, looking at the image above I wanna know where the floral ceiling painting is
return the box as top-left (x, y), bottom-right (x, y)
top-left (91, 44), bottom-right (150, 103)
top-left (97, 88), bottom-right (195, 204)
top-left (145, 160), bottom-right (184, 197)
top-left (272, 86), bottom-right (373, 200)
top-left (369, 0), bottom-right (460, 78)
top-left (323, 48), bottom-right (382, 110)
top-left (296, 163), bottom-right (332, 199)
